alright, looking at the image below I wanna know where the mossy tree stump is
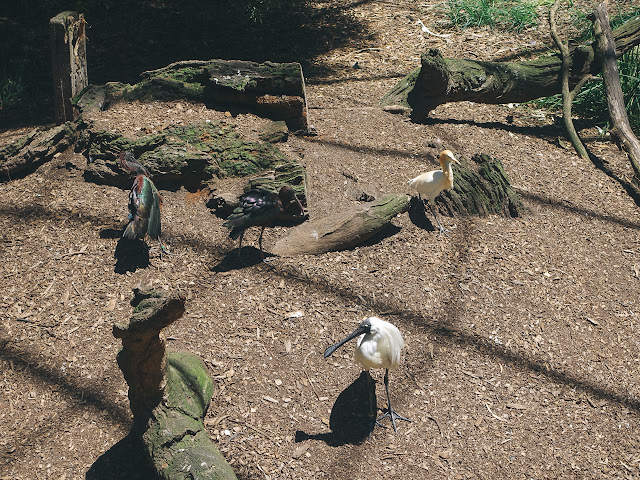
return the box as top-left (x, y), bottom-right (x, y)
top-left (113, 287), bottom-right (237, 480)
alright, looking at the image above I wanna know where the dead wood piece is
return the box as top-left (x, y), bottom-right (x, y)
top-left (50, 11), bottom-right (87, 124)
top-left (592, 3), bottom-right (640, 179)
top-left (0, 123), bottom-right (76, 180)
top-left (380, 15), bottom-right (640, 120)
top-left (272, 193), bottom-right (409, 256)
top-left (112, 287), bottom-right (237, 480)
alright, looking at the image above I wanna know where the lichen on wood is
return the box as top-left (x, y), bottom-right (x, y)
top-left (437, 153), bottom-right (523, 218)
top-left (380, 15), bottom-right (640, 120)
top-left (80, 121), bottom-right (297, 190)
top-left (113, 286), bottom-right (237, 480)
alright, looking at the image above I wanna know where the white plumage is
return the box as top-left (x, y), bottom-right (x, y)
top-left (408, 149), bottom-right (460, 236)
top-left (353, 317), bottom-right (404, 372)
top-left (324, 317), bottom-right (410, 432)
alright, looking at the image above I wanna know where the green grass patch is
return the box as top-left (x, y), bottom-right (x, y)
top-left (444, 0), bottom-right (542, 32)
top-left (533, 7), bottom-right (640, 135)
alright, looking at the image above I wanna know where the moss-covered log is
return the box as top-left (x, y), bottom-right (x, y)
top-left (272, 193), bottom-right (409, 256)
top-left (380, 15), bottom-right (640, 121)
top-left (436, 153), bottom-right (523, 217)
top-left (76, 59), bottom-right (309, 131)
top-left (0, 122), bottom-right (76, 179)
top-left (79, 121), bottom-right (302, 191)
top-left (113, 287), bottom-right (237, 480)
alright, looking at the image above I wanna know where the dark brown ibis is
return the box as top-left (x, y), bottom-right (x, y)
top-left (223, 185), bottom-right (304, 258)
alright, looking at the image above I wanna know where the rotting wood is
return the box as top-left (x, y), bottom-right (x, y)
top-left (50, 11), bottom-right (87, 124)
top-left (592, 3), bottom-right (640, 180)
top-left (380, 15), bottom-right (640, 120)
top-left (113, 286), bottom-right (237, 480)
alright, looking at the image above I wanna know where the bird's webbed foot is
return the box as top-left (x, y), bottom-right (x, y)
top-left (376, 408), bottom-right (412, 432)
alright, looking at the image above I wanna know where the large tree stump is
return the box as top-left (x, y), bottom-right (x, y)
top-left (380, 15), bottom-right (640, 120)
top-left (50, 11), bottom-right (87, 124)
top-left (113, 287), bottom-right (237, 480)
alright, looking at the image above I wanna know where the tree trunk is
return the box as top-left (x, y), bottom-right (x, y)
top-left (592, 3), bottom-right (640, 179)
top-left (380, 16), bottom-right (640, 120)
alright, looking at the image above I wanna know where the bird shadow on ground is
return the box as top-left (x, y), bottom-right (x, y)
top-left (113, 237), bottom-right (150, 274)
top-left (408, 196), bottom-right (436, 232)
top-left (211, 247), bottom-right (269, 272)
top-left (295, 371), bottom-right (375, 447)
top-left (85, 432), bottom-right (155, 480)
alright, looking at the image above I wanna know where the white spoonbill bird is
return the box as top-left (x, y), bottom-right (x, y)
top-left (408, 149), bottom-right (460, 236)
top-left (324, 317), bottom-right (411, 432)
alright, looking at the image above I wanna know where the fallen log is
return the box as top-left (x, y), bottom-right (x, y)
top-left (76, 59), bottom-right (309, 131)
top-left (0, 123), bottom-right (76, 179)
top-left (272, 194), bottom-right (409, 256)
top-left (380, 15), bottom-right (640, 120)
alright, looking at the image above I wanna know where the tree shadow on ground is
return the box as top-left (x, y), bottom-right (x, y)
top-left (2, 0), bottom-right (373, 127)
top-left (295, 371), bottom-right (375, 447)
top-left (85, 432), bottom-right (155, 480)
top-left (113, 237), bottom-right (150, 274)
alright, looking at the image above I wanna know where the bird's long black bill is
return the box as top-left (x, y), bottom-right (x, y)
top-left (324, 325), bottom-right (368, 358)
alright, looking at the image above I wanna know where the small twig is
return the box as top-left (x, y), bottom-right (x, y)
top-left (71, 281), bottom-right (82, 296)
top-left (426, 415), bottom-right (444, 438)
top-left (485, 403), bottom-right (508, 422)
top-left (303, 367), bottom-right (321, 401)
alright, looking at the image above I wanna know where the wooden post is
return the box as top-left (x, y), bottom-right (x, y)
top-left (50, 11), bottom-right (87, 124)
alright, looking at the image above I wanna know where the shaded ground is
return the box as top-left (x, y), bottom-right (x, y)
top-left (2, 1), bottom-right (640, 479)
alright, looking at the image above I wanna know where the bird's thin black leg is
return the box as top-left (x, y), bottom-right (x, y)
top-left (258, 226), bottom-right (266, 259)
top-left (376, 369), bottom-right (411, 432)
top-left (236, 232), bottom-right (244, 257)
top-left (157, 236), bottom-right (175, 257)
top-left (426, 202), bottom-right (451, 238)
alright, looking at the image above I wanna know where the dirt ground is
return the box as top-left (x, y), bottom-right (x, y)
top-left (2, 0), bottom-right (640, 479)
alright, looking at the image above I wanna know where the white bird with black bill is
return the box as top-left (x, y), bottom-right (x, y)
top-left (324, 316), bottom-right (411, 432)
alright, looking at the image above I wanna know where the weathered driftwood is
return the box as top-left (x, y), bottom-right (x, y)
top-left (50, 12), bottom-right (87, 124)
top-left (592, 4), bottom-right (640, 179)
top-left (272, 194), bottom-right (409, 256)
top-left (113, 287), bottom-right (237, 480)
top-left (0, 123), bottom-right (76, 179)
top-left (76, 59), bottom-right (309, 131)
top-left (380, 15), bottom-right (640, 120)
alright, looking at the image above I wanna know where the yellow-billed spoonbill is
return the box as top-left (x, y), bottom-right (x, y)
top-left (324, 316), bottom-right (411, 432)
top-left (408, 149), bottom-right (460, 236)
